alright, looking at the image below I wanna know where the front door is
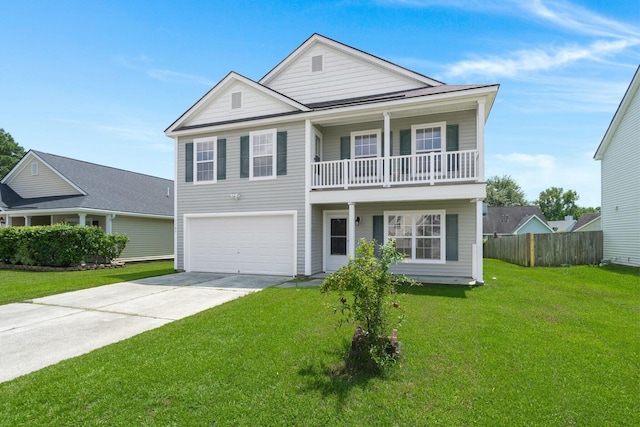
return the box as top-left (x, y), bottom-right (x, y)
top-left (325, 213), bottom-right (349, 272)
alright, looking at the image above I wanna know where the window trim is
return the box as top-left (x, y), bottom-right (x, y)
top-left (384, 210), bottom-right (446, 264)
top-left (350, 128), bottom-right (381, 159)
top-left (411, 122), bottom-right (446, 154)
top-left (193, 136), bottom-right (217, 185)
top-left (249, 128), bottom-right (277, 181)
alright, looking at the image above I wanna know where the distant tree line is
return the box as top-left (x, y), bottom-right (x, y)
top-left (486, 175), bottom-right (599, 221)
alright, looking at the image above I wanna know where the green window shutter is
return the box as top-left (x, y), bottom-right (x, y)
top-left (240, 135), bottom-right (249, 178)
top-left (446, 214), bottom-right (458, 261)
top-left (217, 139), bottom-right (226, 180)
top-left (399, 129), bottom-right (411, 155)
top-left (340, 136), bottom-right (350, 159)
top-left (277, 131), bottom-right (287, 176)
top-left (446, 124), bottom-right (459, 151)
top-left (446, 125), bottom-right (459, 172)
top-left (185, 142), bottom-right (193, 183)
top-left (373, 215), bottom-right (384, 257)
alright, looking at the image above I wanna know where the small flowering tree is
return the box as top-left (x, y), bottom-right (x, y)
top-left (321, 238), bottom-right (415, 373)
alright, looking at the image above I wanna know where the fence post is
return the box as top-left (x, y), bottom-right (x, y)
top-left (529, 233), bottom-right (535, 267)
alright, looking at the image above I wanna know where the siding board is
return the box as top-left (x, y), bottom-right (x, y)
top-left (112, 216), bottom-right (174, 259)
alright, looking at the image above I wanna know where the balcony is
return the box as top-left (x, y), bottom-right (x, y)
top-left (311, 150), bottom-right (479, 190)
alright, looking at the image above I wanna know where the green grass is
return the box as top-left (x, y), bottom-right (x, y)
top-left (0, 261), bottom-right (175, 305)
top-left (1, 260), bottom-right (638, 426)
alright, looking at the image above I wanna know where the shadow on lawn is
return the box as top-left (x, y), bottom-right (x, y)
top-left (297, 339), bottom-right (380, 411)
top-left (397, 284), bottom-right (474, 299)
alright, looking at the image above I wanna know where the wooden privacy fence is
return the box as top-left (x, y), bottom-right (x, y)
top-left (483, 231), bottom-right (603, 267)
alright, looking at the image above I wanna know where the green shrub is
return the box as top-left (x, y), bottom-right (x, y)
top-left (0, 224), bottom-right (129, 267)
top-left (321, 238), bottom-right (415, 374)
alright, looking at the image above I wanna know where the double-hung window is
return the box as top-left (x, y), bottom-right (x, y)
top-left (385, 211), bottom-right (445, 263)
top-left (351, 129), bottom-right (381, 179)
top-left (194, 137), bottom-right (216, 183)
top-left (249, 128), bottom-right (277, 180)
top-left (412, 122), bottom-right (445, 174)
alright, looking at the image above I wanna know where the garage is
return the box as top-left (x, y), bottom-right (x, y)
top-left (185, 212), bottom-right (296, 276)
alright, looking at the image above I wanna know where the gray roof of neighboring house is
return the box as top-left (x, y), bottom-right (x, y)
top-left (0, 151), bottom-right (173, 217)
top-left (573, 213), bottom-right (601, 231)
top-left (483, 206), bottom-right (549, 235)
top-left (548, 218), bottom-right (577, 232)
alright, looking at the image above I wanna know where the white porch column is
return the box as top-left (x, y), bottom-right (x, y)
top-left (477, 99), bottom-right (486, 181)
top-left (6, 216), bottom-right (12, 227)
top-left (78, 213), bottom-right (87, 226)
top-left (106, 214), bottom-right (115, 235)
top-left (383, 112), bottom-right (391, 187)
top-left (24, 216), bottom-right (31, 226)
top-left (348, 202), bottom-right (356, 259)
top-left (304, 119), bottom-right (313, 276)
top-left (475, 199), bottom-right (484, 284)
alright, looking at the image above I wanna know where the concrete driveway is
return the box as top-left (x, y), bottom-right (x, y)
top-left (0, 273), bottom-right (287, 383)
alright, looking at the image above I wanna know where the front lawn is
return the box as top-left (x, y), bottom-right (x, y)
top-left (0, 261), bottom-right (175, 305)
top-left (0, 260), bottom-right (638, 426)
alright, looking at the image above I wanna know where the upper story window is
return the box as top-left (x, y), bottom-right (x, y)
top-left (351, 129), bottom-right (381, 159)
top-left (194, 137), bottom-right (216, 183)
top-left (249, 129), bottom-right (277, 180)
top-left (31, 162), bottom-right (39, 176)
top-left (386, 210), bottom-right (445, 263)
top-left (311, 54), bottom-right (323, 72)
top-left (412, 122), bottom-right (446, 153)
top-left (231, 91), bottom-right (242, 110)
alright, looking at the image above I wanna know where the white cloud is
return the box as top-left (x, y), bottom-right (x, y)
top-left (116, 54), bottom-right (213, 87)
top-left (487, 152), bottom-right (601, 207)
top-left (447, 39), bottom-right (638, 79)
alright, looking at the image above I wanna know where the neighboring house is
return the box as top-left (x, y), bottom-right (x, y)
top-left (572, 213), bottom-right (601, 232)
top-left (483, 206), bottom-right (554, 239)
top-left (165, 34), bottom-right (499, 283)
top-left (548, 215), bottom-right (577, 233)
top-left (0, 150), bottom-right (174, 261)
top-left (594, 66), bottom-right (640, 267)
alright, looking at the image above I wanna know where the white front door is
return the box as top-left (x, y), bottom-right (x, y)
top-left (325, 213), bottom-right (349, 272)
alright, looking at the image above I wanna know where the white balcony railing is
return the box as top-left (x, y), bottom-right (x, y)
top-left (311, 150), bottom-right (479, 189)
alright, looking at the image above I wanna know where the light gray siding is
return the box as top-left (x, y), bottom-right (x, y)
top-left (112, 216), bottom-right (174, 260)
top-left (601, 84), bottom-right (640, 267)
top-left (266, 44), bottom-right (425, 104)
top-left (183, 81), bottom-right (298, 127)
top-left (319, 109), bottom-right (477, 161)
top-left (312, 200), bottom-right (476, 278)
top-left (8, 159), bottom-right (81, 198)
top-left (176, 122), bottom-right (307, 273)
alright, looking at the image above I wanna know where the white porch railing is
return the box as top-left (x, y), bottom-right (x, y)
top-left (311, 150), bottom-right (479, 189)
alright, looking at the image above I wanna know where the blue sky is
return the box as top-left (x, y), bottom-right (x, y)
top-left (1, 0), bottom-right (638, 208)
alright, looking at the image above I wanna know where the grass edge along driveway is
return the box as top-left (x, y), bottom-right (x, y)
top-left (0, 261), bottom-right (176, 305)
top-left (1, 259), bottom-right (638, 426)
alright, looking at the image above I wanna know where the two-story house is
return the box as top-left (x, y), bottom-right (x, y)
top-left (165, 34), bottom-right (499, 283)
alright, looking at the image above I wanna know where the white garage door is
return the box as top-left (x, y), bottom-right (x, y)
top-left (186, 213), bottom-right (295, 276)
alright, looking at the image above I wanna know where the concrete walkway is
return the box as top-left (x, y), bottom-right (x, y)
top-left (0, 273), bottom-right (287, 383)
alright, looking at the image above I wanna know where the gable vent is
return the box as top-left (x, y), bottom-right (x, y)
top-left (311, 54), bottom-right (323, 72)
top-left (231, 91), bottom-right (242, 109)
top-left (31, 162), bottom-right (39, 176)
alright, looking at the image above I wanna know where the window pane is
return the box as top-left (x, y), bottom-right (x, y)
top-left (197, 162), bottom-right (214, 181)
top-left (253, 155), bottom-right (273, 177)
top-left (331, 237), bottom-right (347, 255)
top-left (415, 127), bottom-right (442, 152)
top-left (354, 134), bottom-right (377, 158)
top-left (331, 218), bottom-right (347, 236)
top-left (416, 238), bottom-right (440, 260)
top-left (395, 237), bottom-right (412, 258)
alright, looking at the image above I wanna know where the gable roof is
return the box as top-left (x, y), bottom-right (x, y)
top-left (483, 206), bottom-right (552, 235)
top-left (259, 33), bottom-right (444, 88)
top-left (165, 71), bottom-right (310, 134)
top-left (572, 213), bottom-right (601, 231)
top-left (594, 65), bottom-right (640, 160)
top-left (0, 150), bottom-right (173, 217)
top-left (548, 218), bottom-right (577, 232)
